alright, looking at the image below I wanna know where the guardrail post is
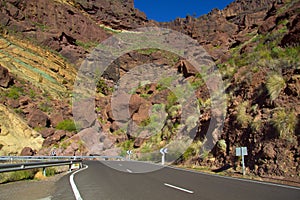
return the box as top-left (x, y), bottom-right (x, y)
top-left (69, 164), bottom-right (72, 172)
top-left (43, 167), bottom-right (46, 176)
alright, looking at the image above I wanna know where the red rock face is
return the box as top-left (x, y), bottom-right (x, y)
top-left (281, 14), bottom-right (300, 46)
top-left (162, 0), bottom-right (276, 61)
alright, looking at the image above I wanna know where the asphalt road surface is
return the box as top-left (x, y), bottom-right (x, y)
top-left (52, 160), bottom-right (300, 200)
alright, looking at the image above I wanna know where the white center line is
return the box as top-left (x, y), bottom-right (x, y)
top-left (126, 169), bottom-right (133, 173)
top-left (164, 183), bottom-right (194, 194)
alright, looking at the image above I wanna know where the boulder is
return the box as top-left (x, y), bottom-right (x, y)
top-left (7, 98), bottom-right (20, 108)
top-left (133, 130), bottom-right (152, 148)
top-left (52, 130), bottom-right (66, 141)
top-left (40, 128), bottom-right (55, 138)
top-left (42, 130), bottom-right (66, 147)
top-left (129, 94), bottom-right (147, 115)
top-left (73, 99), bottom-right (96, 129)
top-left (50, 112), bottom-right (64, 128)
top-left (0, 65), bottom-right (13, 88)
top-left (132, 102), bottom-right (151, 124)
top-left (20, 147), bottom-right (35, 156)
top-left (28, 109), bottom-right (49, 128)
top-left (176, 60), bottom-right (198, 78)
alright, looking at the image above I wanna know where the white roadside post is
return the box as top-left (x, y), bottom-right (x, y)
top-left (126, 150), bottom-right (133, 160)
top-left (160, 148), bottom-right (168, 165)
top-left (235, 147), bottom-right (248, 176)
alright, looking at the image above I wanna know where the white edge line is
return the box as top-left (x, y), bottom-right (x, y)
top-left (166, 165), bottom-right (300, 191)
top-left (164, 183), bottom-right (194, 194)
top-left (126, 169), bottom-right (133, 173)
top-left (70, 165), bottom-right (88, 200)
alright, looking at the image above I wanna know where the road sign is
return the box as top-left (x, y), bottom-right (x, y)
top-left (126, 150), bottom-right (133, 155)
top-left (235, 147), bottom-right (248, 176)
top-left (160, 148), bottom-right (168, 154)
top-left (160, 148), bottom-right (168, 165)
top-left (127, 150), bottom-right (133, 160)
top-left (50, 150), bottom-right (56, 156)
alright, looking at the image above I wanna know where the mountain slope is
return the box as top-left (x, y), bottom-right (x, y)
top-left (0, 0), bottom-right (299, 182)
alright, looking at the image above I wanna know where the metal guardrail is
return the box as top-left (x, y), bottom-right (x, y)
top-left (0, 155), bottom-right (125, 161)
top-left (0, 160), bottom-right (83, 173)
top-left (0, 156), bottom-right (125, 176)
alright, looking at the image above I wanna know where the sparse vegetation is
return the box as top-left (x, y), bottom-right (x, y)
top-left (44, 167), bottom-right (56, 176)
top-left (236, 101), bottom-right (252, 127)
top-left (5, 86), bottom-right (24, 99)
top-left (182, 141), bottom-right (202, 161)
top-left (56, 119), bottom-right (77, 132)
top-left (217, 139), bottom-right (227, 152)
top-left (118, 139), bottom-right (134, 150)
top-left (266, 73), bottom-right (286, 101)
top-left (136, 48), bottom-right (159, 55)
top-left (75, 39), bottom-right (98, 50)
top-left (191, 73), bottom-right (205, 89)
top-left (270, 108), bottom-right (297, 139)
top-left (0, 169), bottom-right (38, 184)
top-left (38, 102), bottom-right (52, 113)
top-left (96, 78), bottom-right (113, 95)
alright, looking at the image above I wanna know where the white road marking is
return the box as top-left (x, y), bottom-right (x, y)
top-left (126, 169), bottom-right (133, 173)
top-left (164, 183), bottom-right (194, 194)
top-left (118, 164), bottom-right (123, 166)
top-left (70, 165), bottom-right (88, 200)
top-left (167, 165), bottom-right (300, 190)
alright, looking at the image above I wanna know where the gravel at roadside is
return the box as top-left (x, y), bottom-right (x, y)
top-left (0, 172), bottom-right (68, 200)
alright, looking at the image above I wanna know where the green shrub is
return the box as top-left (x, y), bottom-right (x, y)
top-left (166, 92), bottom-right (178, 109)
top-left (182, 141), bottom-right (202, 160)
top-left (119, 139), bottom-right (134, 150)
top-left (140, 143), bottom-right (153, 153)
top-left (96, 78), bottom-right (113, 95)
top-left (271, 108), bottom-right (297, 139)
top-left (0, 169), bottom-right (37, 183)
top-left (56, 119), bottom-right (77, 132)
top-left (266, 73), bottom-right (286, 101)
top-left (191, 73), bottom-right (205, 89)
top-left (217, 139), bottom-right (227, 152)
top-left (5, 86), bottom-right (24, 99)
top-left (44, 167), bottom-right (56, 176)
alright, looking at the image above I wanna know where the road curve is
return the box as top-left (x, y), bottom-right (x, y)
top-left (52, 160), bottom-right (300, 200)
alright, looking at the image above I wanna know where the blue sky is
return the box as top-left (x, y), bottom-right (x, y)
top-left (134, 0), bottom-right (235, 22)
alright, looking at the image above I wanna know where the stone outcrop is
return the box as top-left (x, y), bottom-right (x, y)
top-left (0, 104), bottom-right (43, 156)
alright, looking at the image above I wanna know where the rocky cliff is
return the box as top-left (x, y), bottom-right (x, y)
top-left (0, 0), bottom-right (299, 183)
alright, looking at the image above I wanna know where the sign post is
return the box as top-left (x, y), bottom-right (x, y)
top-left (160, 148), bottom-right (168, 165)
top-left (126, 150), bottom-right (133, 160)
top-left (235, 147), bottom-right (248, 176)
